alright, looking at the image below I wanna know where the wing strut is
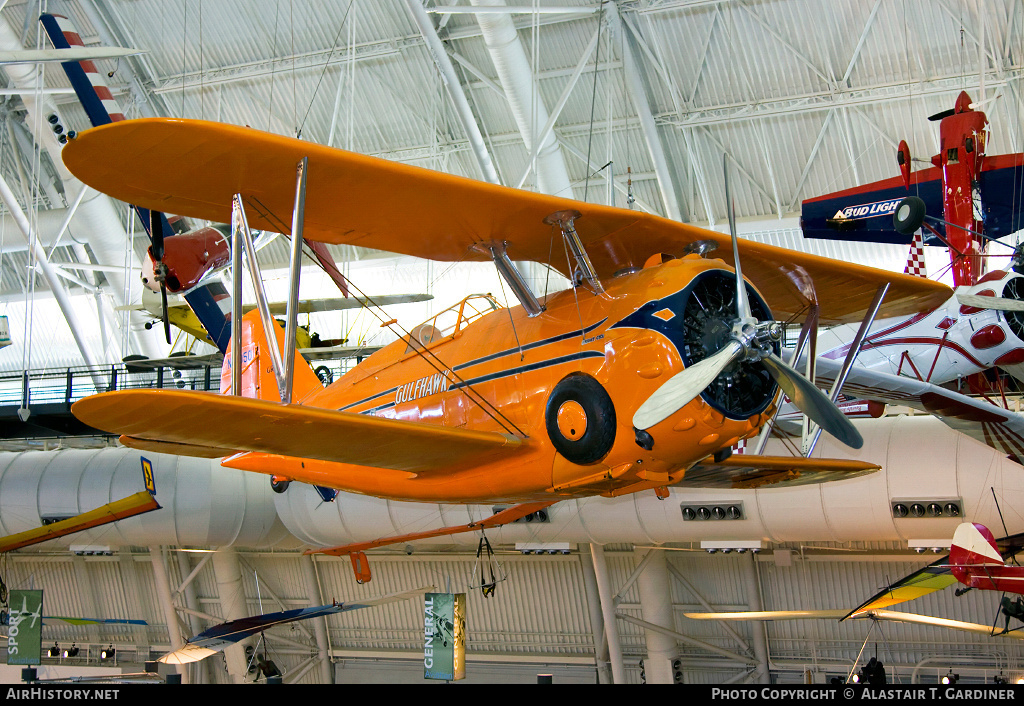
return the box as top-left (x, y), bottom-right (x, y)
top-left (228, 158), bottom-right (308, 403)
top-left (806, 283), bottom-right (889, 456)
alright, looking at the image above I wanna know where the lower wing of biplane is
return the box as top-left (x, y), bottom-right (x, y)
top-left (158, 586), bottom-right (430, 665)
top-left (0, 457), bottom-right (161, 553)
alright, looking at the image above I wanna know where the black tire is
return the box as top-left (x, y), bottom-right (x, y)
top-left (545, 373), bottom-right (616, 465)
top-left (314, 365), bottom-right (333, 385)
top-left (270, 478), bottom-right (291, 494)
top-left (893, 196), bottom-right (926, 235)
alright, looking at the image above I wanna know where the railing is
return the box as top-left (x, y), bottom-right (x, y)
top-left (0, 361), bottom-right (219, 410)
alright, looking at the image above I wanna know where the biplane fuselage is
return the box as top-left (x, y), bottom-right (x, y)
top-left (224, 254), bottom-right (775, 503)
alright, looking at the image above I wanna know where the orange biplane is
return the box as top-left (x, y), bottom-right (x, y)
top-left (63, 119), bottom-right (951, 582)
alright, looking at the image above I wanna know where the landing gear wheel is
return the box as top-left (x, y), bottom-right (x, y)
top-left (314, 365), bottom-right (333, 385)
top-left (545, 373), bottom-right (616, 465)
top-left (270, 477), bottom-right (291, 494)
top-left (893, 196), bottom-right (927, 235)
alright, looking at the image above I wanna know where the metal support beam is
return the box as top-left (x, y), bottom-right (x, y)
top-left (616, 613), bottom-right (757, 666)
top-left (301, 555), bottom-right (335, 684)
top-left (470, 0), bottom-right (575, 198)
top-left (282, 158), bottom-right (308, 403)
top-left (149, 546), bottom-right (188, 683)
top-left (609, 4), bottom-right (683, 221)
top-left (0, 172), bottom-right (103, 381)
top-left (579, 548), bottom-right (613, 684)
top-left (743, 553), bottom-right (771, 683)
top-left (590, 544), bottom-right (626, 683)
top-left (212, 549), bottom-right (253, 684)
top-left (635, 548), bottom-right (677, 684)
top-left (482, 242), bottom-right (545, 316)
top-left (806, 284), bottom-right (888, 456)
top-left (405, 0), bottom-right (502, 185)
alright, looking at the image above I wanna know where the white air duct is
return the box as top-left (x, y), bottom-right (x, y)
top-left (0, 448), bottom-right (295, 549)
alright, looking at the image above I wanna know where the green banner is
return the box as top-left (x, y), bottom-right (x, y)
top-left (424, 592), bottom-right (465, 681)
top-left (7, 590), bottom-right (43, 665)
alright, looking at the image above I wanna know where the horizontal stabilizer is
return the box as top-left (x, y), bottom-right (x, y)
top-left (73, 389), bottom-right (524, 473)
top-left (159, 586), bottom-right (431, 664)
top-left (680, 454), bottom-right (879, 489)
top-left (307, 501), bottom-right (557, 556)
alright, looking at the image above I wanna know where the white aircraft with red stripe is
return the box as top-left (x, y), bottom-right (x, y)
top-left (815, 268), bottom-right (1024, 385)
top-left (764, 265), bottom-right (1024, 463)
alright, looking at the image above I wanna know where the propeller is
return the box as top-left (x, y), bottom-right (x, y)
top-left (149, 211), bottom-right (172, 344)
top-left (632, 159), bottom-right (863, 450)
top-left (955, 291), bottom-right (1024, 312)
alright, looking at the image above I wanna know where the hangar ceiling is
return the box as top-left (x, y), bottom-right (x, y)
top-left (0, 0), bottom-right (1020, 686)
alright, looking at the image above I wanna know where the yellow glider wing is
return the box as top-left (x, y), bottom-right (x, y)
top-left (0, 491), bottom-right (160, 553)
top-left (61, 118), bottom-right (951, 325)
top-left (71, 389), bottom-right (524, 473)
top-left (842, 556), bottom-right (960, 620)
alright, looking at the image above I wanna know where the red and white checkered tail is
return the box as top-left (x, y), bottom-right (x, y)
top-left (904, 230), bottom-right (927, 278)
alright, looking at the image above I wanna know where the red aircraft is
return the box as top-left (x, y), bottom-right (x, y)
top-left (802, 91), bottom-right (1024, 287)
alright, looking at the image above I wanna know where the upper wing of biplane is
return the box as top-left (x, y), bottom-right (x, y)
top-left (71, 389), bottom-right (524, 473)
top-left (159, 586), bottom-right (430, 665)
top-left (61, 118), bottom-right (951, 325)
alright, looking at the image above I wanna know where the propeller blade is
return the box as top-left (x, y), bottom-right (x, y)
top-left (760, 353), bottom-right (863, 449)
top-left (956, 292), bottom-right (1024, 312)
top-left (160, 284), bottom-right (171, 344)
top-left (633, 341), bottom-right (744, 430)
top-left (723, 156), bottom-right (751, 321)
top-left (150, 211), bottom-right (165, 262)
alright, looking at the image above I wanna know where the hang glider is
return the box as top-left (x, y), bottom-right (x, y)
top-left (844, 523), bottom-right (1024, 620)
top-left (683, 608), bottom-right (1024, 640)
top-left (0, 457), bottom-right (160, 553)
top-left (158, 586), bottom-right (430, 665)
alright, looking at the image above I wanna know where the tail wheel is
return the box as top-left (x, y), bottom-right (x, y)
top-left (545, 373), bottom-right (616, 465)
top-left (270, 476), bottom-right (291, 494)
top-left (314, 366), bottom-right (333, 385)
